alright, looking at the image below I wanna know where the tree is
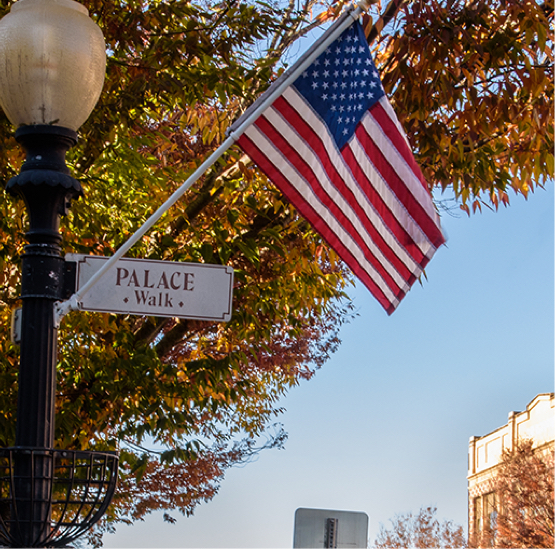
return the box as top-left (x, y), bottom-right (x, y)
top-left (491, 440), bottom-right (554, 548)
top-left (0, 0), bottom-right (552, 543)
top-left (374, 505), bottom-right (466, 548)
top-left (0, 0), bottom-right (356, 541)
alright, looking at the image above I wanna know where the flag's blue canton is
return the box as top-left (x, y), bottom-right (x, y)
top-left (293, 21), bottom-right (385, 150)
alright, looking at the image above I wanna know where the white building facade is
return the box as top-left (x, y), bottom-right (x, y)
top-left (467, 393), bottom-right (555, 545)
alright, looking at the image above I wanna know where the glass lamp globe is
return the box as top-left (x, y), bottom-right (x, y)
top-left (0, 0), bottom-right (106, 131)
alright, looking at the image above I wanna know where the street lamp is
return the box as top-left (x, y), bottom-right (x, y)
top-left (0, 0), bottom-right (118, 546)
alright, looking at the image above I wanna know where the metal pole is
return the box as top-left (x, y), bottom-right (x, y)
top-left (6, 125), bottom-right (82, 547)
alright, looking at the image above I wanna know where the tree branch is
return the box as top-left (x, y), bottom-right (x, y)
top-left (134, 317), bottom-right (171, 346)
top-left (155, 319), bottom-right (192, 357)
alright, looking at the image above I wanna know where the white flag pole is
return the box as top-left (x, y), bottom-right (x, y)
top-left (55, 1), bottom-right (367, 322)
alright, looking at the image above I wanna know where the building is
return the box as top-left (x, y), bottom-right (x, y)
top-left (467, 393), bottom-right (555, 545)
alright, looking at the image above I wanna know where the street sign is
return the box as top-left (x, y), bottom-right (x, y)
top-left (293, 508), bottom-right (369, 548)
top-left (65, 254), bottom-right (234, 322)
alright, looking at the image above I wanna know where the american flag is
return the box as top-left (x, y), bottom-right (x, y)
top-left (235, 18), bottom-right (445, 314)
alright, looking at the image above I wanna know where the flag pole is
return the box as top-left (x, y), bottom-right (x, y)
top-left (55, 0), bottom-right (371, 322)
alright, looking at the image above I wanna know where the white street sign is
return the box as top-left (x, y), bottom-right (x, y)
top-left (65, 254), bottom-right (234, 322)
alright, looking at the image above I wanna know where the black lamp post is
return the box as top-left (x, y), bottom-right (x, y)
top-left (10, 125), bottom-right (82, 451)
top-left (0, 0), bottom-right (118, 546)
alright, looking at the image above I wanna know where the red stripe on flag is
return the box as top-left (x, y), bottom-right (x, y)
top-left (371, 100), bottom-right (430, 192)
top-left (355, 110), bottom-right (444, 248)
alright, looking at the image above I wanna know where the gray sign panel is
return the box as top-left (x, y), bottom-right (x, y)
top-left (293, 508), bottom-right (369, 548)
top-left (66, 254), bottom-right (233, 321)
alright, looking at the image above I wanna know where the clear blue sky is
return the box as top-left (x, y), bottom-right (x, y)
top-left (102, 181), bottom-right (554, 548)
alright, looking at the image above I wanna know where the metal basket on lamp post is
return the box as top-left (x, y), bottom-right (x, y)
top-left (0, 448), bottom-right (118, 548)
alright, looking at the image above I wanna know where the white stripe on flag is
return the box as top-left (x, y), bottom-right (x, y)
top-left (362, 98), bottom-right (441, 229)
top-left (380, 96), bottom-right (411, 149)
top-left (347, 125), bottom-right (435, 259)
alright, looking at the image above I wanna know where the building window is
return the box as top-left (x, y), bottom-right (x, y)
top-left (474, 496), bottom-right (482, 534)
top-left (473, 492), bottom-right (497, 546)
top-left (484, 492), bottom-right (497, 532)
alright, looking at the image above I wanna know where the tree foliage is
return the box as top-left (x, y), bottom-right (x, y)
top-left (0, 0), bottom-right (552, 542)
top-left (491, 439), bottom-right (554, 548)
top-left (372, 0), bottom-right (553, 214)
top-left (374, 505), bottom-right (466, 549)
